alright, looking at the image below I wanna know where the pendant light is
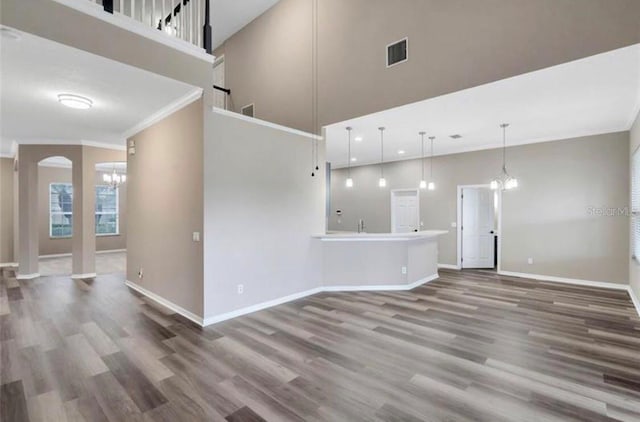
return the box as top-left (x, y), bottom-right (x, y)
top-left (378, 127), bottom-right (386, 187)
top-left (490, 123), bottom-right (518, 191)
top-left (345, 126), bottom-right (354, 188)
top-left (427, 136), bottom-right (436, 190)
top-left (419, 132), bottom-right (427, 189)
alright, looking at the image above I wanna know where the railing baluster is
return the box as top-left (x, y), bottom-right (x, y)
top-left (203, 0), bottom-right (211, 54)
top-left (119, 0), bottom-right (123, 14)
top-left (132, 0), bottom-right (136, 20)
top-left (189, 0), bottom-right (193, 44)
top-left (142, 0), bottom-right (146, 24)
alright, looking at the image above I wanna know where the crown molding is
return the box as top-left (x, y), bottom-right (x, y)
top-left (122, 88), bottom-right (203, 139)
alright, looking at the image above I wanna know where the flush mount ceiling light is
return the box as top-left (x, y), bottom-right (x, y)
top-left (354, 136), bottom-right (363, 142)
top-left (490, 123), bottom-right (518, 191)
top-left (351, 157), bottom-right (357, 162)
top-left (345, 126), bottom-right (354, 188)
top-left (57, 94), bottom-right (93, 110)
top-left (398, 150), bottom-right (406, 155)
top-left (378, 127), bottom-right (387, 188)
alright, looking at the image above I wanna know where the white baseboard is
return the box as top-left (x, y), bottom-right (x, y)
top-left (71, 273), bottom-right (97, 280)
top-left (0, 262), bottom-right (18, 268)
top-left (125, 280), bottom-right (204, 326)
top-left (203, 273), bottom-right (440, 327)
top-left (498, 270), bottom-right (629, 291)
top-left (128, 273), bottom-right (441, 328)
top-left (202, 287), bottom-right (323, 327)
top-left (627, 286), bottom-right (640, 318)
top-left (438, 263), bottom-right (461, 270)
top-left (16, 273), bottom-right (40, 280)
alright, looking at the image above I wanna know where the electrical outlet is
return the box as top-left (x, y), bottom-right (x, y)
top-left (528, 258), bottom-right (534, 265)
top-left (138, 268), bottom-right (143, 279)
top-left (420, 221), bottom-right (424, 227)
top-left (401, 266), bottom-right (407, 275)
top-left (451, 222), bottom-right (457, 228)
top-left (237, 284), bottom-right (244, 294)
top-left (193, 232), bottom-right (200, 242)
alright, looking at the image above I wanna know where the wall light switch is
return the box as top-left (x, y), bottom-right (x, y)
top-left (237, 284), bottom-right (244, 294)
top-left (193, 232), bottom-right (200, 242)
top-left (401, 266), bottom-right (407, 275)
top-left (451, 222), bottom-right (457, 228)
top-left (527, 258), bottom-right (534, 265)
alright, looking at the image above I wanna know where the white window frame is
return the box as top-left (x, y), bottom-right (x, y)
top-left (49, 182), bottom-right (73, 239)
top-left (48, 183), bottom-right (120, 238)
top-left (95, 185), bottom-right (120, 237)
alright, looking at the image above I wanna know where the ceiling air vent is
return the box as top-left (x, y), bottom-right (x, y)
top-left (449, 134), bottom-right (462, 139)
top-left (386, 37), bottom-right (408, 67)
top-left (241, 103), bottom-right (254, 118)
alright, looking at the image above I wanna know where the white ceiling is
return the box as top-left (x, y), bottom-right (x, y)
top-left (0, 26), bottom-right (200, 156)
top-left (326, 44), bottom-right (640, 168)
top-left (213, 0), bottom-right (280, 49)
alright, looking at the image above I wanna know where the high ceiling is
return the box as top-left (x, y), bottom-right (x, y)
top-left (0, 26), bottom-right (200, 156)
top-left (325, 44), bottom-right (640, 168)
top-left (213, 0), bottom-right (280, 49)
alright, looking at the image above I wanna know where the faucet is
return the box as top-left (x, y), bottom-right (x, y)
top-left (357, 219), bottom-right (365, 233)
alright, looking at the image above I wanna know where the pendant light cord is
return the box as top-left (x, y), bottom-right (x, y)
top-left (501, 123), bottom-right (509, 173)
top-left (347, 127), bottom-right (352, 178)
top-left (379, 127), bottom-right (385, 178)
top-left (430, 136), bottom-right (434, 179)
top-left (421, 133), bottom-right (425, 181)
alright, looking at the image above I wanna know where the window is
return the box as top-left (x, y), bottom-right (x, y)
top-left (96, 185), bottom-right (119, 236)
top-left (50, 183), bottom-right (73, 238)
top-left (386, 37), bottom-right (408, 67)
top-left (632, 147), bottom-right (640, 261)
top-left (49, 183), bottom-right (119, 238)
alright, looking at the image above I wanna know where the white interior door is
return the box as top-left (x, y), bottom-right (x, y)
top-left (462, 187), bottom-right (495, 268)
top-left (213, 57), bottom-right (226, 109)
top-left (391, 190), bottom-right (419, 233)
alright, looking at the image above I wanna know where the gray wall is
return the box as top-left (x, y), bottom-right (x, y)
top-left (216, 0), bottom-right (640, 132)
top-left (203, 110), bottom-right (325, 319)
top-left (630, 112), bottom-right (640, 299)
top-left (330, 132), bottom-right (630, 284)
top-left (127, 99), bottom-right (204, 317)
top-left (0, 157), bottom-right (14, 263)
top-left (37, 165), bottom-right (127, 256)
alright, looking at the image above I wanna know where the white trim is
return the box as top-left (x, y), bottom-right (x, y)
top-left (203, 287), bottom-right (323, 326)
top-left (390, 188), bottom-right (420, 234)
top-left (438, 263), bottom-right (461, 270)
top-left (498, 270), bottom-right (629, 291)
top-left (16, 273), bottom-right (40, 280)
top-left (0, 153), bottom-right (15, 158)
top-left (212, 107), bottom-right (323, 141)
top-left (627, 286), bottom-right (640, 317)
top-left (0, 262), bottom-right (18, 268)
top-left (39, 249), bottom-right (126, 259)
top-left (386, 37), bottom-right (409, 68)
top-left (50, 0), bottom-right (214, 63)
top-left (121, 88), bottom-right (203, 138)
top-left (457, 184), bottom-right (501, 270)
top-left (128, 273), bottom-right (440, 328)
top-left (18, 139), bottom-right (126, 151)
top-left (125, 280), bottom-right (204, 325)
top-left (323, 273), bottom-right (439, 293)
top-left (71, 273), bottom-right (97, 279)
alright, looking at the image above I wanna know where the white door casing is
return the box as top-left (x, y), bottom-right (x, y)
top-left (391, 189), bottom-right (420, 233)
top-left (461, 187), bottom-right (495, 268)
